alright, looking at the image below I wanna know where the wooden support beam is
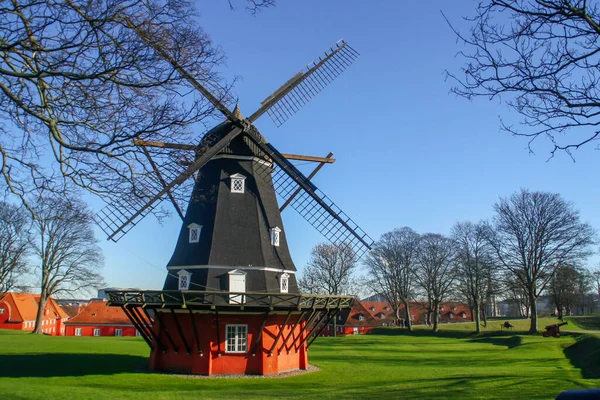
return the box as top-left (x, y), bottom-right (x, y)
top-left (290, 309), bottom-right (320, 351)
top-left (251, 311), bottom-right (270, 356)
top-left (215, 310), bottom-right (222, 356)
top-left (297, 310), bottom-right (330, 349)
top-left (280, 153), bottom-right (336, 163)
top-left (121, 306), bottom-right (152, 347)
top-left (155, 310), bottom-right (179, 354)
top-left (280, 310), bottom-right (308, 355)
top-left (280, 152), bottom-right (334, 212)
top-left (308, 307), bottom-right (342, 348)
top-left (268, 310), bottom-right (293, 356)
top-left (171, 309), bottom-right (191, 355)
top-left (140, 146), bottom-right (185, 221)
top-left (133, 139), bottom-right (197, 151)
top-left (188, 309), bottom-right (202, 356)
top-left (142, 308), bottom-right (167, 353)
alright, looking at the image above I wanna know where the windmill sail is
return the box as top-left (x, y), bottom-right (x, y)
top-left (252, 39), bottom-right (360, 127)
top-left (245, 128), bottom-right (374, 258)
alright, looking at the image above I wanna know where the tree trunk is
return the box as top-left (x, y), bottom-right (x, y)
top-left (529, 293), bottom-right (538, 334)
top-left (33, 291), bottom-right (48, 335)
top-left (470, 306), bottom-right (475, 322)
top-left (333, 316), bottom-right (337, 337)
top-left (403, 299), bottom-right (412, 332)
top-left (481, 303), bottom-right (488, 328)
top-left (474, 298), bottom-right (481, 334)
top-left (432, 301), bottom-right (440, 332)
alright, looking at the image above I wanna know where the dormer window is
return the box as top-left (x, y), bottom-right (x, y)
top-left (279, 272), bottom-right (289, 293)
top-left (178, 269), bottom-right (192, 291)
top-left (188, 223), bottom-right (202, 243)
top-left (270, 226), bottom-right (281, 247)
top-left (230, 173), bottom-right (246, 194)
top-left (369, 307), bottom-right (375, 311)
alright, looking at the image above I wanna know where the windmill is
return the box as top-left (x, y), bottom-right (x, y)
top-left (102, 36), bottom-right (373, 376)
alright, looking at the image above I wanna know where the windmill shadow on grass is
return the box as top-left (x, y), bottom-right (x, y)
top-left (0, 353), bottom-right (147, 377)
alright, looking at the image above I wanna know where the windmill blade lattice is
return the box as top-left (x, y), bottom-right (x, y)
top-left (263, 40), bottom-right (360, 127)
top-left (246, 130), bottom-right (374, 259)
top-left (95, 127), bottom-right (227, 242)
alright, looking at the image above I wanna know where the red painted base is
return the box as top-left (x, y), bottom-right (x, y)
top-left (148, 311), bottom-right (308, 375)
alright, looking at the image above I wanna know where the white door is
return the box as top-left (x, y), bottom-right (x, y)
top-left (229, 273), bottom-right (246, 304)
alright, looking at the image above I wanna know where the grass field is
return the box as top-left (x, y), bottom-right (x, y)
top-left (0, 321), bottom-right (599, 400)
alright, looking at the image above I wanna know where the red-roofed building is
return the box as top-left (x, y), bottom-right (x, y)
top-left (363, 301), bottom-right (473, 326)
top-left (64, 300), bottom-right (138, 337)
top-left (0, 292), bottom-right (69, 335)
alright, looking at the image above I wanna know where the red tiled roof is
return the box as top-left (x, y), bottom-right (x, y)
top-left (1, 293), bottom-right (66, 321)
top-left (361, 301), bottom-right (395, 320)
top-left (344, 301), bottom-right (380, 327)
top-left (65, 300), bottom-right (132, 325)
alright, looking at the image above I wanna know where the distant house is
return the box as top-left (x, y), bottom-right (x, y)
top-left (64, 300), bottom-right (138, 337)
top-left (321, 300), bottom-right (380, 336)
top-left (0, 292), bottom-right (69, 335)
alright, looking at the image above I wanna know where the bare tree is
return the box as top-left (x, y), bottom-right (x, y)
top-left (299, 243), bottom-right (358, 296)
top-left (548, 264), bottom-right (581, 319)
top-left (365, 227), bottom-right (419, 330)
top-left (0, 0), bottom-right (267, 213)
top-left (592, 267), bottom-right (600, 310)
top-left (31, 197), bottom-right (104, 334)
top-left (451, 221), bottom-right (495, 333)
top-left (0, 202), bottom-right (30, 298)
top-left (414, 233), bottom-right (457, 332)
top-left (488, 189), bottom-right (595, 333)
top-left (447, 1), bottom-right (600, 157)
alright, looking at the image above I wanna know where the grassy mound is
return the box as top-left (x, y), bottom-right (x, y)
top-left (0, 327), bottom-right (597, 399)
top-left (565, 315), bottom-right (600, 331)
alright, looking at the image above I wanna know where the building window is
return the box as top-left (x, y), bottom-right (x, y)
top-left (94, 328), bottom-right (101, 337)
top-left (178, 269), bottom-right (192, 291)
top-left (230, 173), bottom-right (246, 194)
top-left (188, 223), bottom-right (202, 243)
top-left (270, 227), bottom-right (281, 247)
top-left (357, 314), bottom-right (365, 321)
top-left (136, 330), bottom-right (142, 337)
top-left (75, 328), bottom-right (82, 336)
top-left (279, 272), bottom-right (289, 293)
top-left (115, 329), bottom-right (122, 337)
top-left (228, 270), bottom-right (246, 304)
top-left (226, 324), bottom-right (248, 353)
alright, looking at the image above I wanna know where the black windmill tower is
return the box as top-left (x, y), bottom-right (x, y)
top-left (97, 38), bottom-right (374, 375)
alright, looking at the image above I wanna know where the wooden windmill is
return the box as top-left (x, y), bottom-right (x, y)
top-left (101, 38), bottom-right (374, 376)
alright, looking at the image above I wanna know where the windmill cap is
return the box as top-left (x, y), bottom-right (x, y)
top-left (233, 104), bottom-right (243, 119)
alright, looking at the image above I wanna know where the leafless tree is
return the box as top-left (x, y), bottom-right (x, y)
top-left (504, 272), bottom-right (530, 318)
top-left (31, 196), bottom-right (104, 334)
top-left (365, 227), bottom-right (419, 331)
top-left (0, 202), bottom-right (30, 298)
top-left (592, 267), bottom-right (600, 309)
top-left (548, 264), bottom-right (581, 319)
top-left (299, 243), bottom-right (358, 296)
top-left (488, 189), bottom-right (595, 333)
top-left (451, 221), bottom-right (496, 333)
top-left (446, 1), bottom-right (600, 157)
top-left (0, 0), bottom-right (268, 215)
top-left (414, 233), bottom-right (457, 332)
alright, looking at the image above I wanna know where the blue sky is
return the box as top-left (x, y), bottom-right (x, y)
top-left (96, 1), bottom-right (600, 290)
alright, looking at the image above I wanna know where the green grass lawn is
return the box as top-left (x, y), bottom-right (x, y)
top-left (565, 315), bottom-right (600, 331)
top-left (0, 327), bottom-right (598, 400)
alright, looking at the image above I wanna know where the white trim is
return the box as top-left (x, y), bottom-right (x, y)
top-left (93, 328), bottom-right (101, 336)
top-left (115, 329), bottom-right (123, 337)
top-left (75, 328), bottom-right (82, 336)
top-left (167, 265), bottom-right (295, 274)
top-left (178, 269), bottom-right (192, 291)
top-left (230, 174), bottom-right (246, 194)
top-left (188, 223), bottom-right (202, 243)
top-left (225, 324), bottom-right (248, 353)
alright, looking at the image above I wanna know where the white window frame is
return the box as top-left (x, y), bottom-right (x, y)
top-left (75, 328), bottom-right (82, 336)
top-left (279, 272), bottom-right (289, 294)
top-left (0, 309), bottom-right (4, 314)
top-left (93, 328), bottom-right (101, 337)
top-left (115, 329), bottom-right (123, 337)
top-left (136, 329), bottom-right (142, 337)
top-left (178, 269), bottom-right (192, 291)
top-left (225, 324), bottom-right (248, 353)
top-left (188, 223), bottom-right (202, 243)
top-left (270, 226), bottom-right (281, 247)
top-left (230, 173), bottom-right (246, 194)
